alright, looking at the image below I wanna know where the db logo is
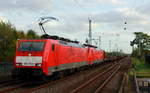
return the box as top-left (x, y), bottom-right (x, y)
top-left (28, 54), bottom-right (31, 56)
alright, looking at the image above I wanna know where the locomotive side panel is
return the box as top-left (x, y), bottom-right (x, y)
top-left (87, 48), bottom-right (94, 64)
top-left (46, 41), bottom-right (88, 75)
top-left (44, 40), bottom-right (60, 75)
top-left (56, 43), bottom-right (88, 71)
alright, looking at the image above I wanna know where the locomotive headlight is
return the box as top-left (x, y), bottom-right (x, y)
top-left (16, 63), bottom-right (22, 66)
top-left (35, 63), bottom-right (41, 67)
top-left (16, 63), bottom-right (19, 66)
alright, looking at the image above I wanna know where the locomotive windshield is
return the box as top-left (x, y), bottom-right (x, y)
top-left (18, 41), bottom-right (45, 51)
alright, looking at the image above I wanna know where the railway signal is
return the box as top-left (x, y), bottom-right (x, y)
top-left (124, 21), bottom-right (127, 30)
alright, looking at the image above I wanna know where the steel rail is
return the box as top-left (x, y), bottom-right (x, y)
top-left (94, 65), bottom-right (120, 93)
top-left (0, 82), bottom-right (33, 93)
top-left (70, 64), bottom-right (118, 93)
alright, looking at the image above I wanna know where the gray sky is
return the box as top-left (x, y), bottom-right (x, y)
top-left (0, 0), bottom-right (150, 53)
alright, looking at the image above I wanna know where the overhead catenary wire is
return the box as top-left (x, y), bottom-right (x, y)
top-left (72, 0), bottom-right (98, 45)
top-left (72, 0), bottom-right (93, 18)
top-left (50, 0), bottom-right (94, 44)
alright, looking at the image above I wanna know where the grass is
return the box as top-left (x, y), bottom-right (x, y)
top-left (131, 57), bottom-right (150, 78)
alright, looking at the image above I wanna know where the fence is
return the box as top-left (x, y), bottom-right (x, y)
top-left (138, 80), bottom-right (150, 93)
top-left (0, 62), bottom-right (13, 76)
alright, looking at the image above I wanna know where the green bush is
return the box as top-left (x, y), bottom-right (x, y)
top-left (132, 57), bottom-right (150, 72)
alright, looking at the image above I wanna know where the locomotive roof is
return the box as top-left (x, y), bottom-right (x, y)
top-left (41, 34), bottom-right (79, 44)
top-left (18, 34), bottom-right (98, 48)
top-left (83, 44), bottom-right (97, 48)
top-left (41, 34), bottom-right (98, 48)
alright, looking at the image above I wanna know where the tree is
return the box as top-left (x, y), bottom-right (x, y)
top-left (0, 21), bottom-right (17, 61)
top-left (131, 32), bottom-right (150, 57)
top-left (26, 29), bottom-right (39, 39)
top-left (0, 21), bottom-right (40, 62)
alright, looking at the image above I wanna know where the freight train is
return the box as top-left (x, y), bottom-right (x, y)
top-left (12, 35), bottom-right (106, 79)
top-left (12, 17), bottom-right (106, 79)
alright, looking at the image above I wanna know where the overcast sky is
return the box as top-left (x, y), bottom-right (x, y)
top-left (0, 0), bottom-right (150, 53)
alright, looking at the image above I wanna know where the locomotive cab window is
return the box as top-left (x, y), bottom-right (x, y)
top-left (18, 41), bottom-right (45, 51)
top-left (52, 44), bottom-right (55, 51)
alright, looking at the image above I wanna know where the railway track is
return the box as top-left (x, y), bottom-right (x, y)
top-left (70, 63), bottom-right (120, 93)
top-left (25, 58), bottom-right (124, 93)
top-left (94, 65), bottom-right (120, 93)
top-left (0, 79), bottom-right (17, 85)
top-left (0, 57), bottom-right (128, 93)
top-left (0, 79), bottom-right (22, 88)
top-left (0, 79), bottom-right (45, 93)
top-left (22, 63), bottom-right (113, 93)
top-left (69, 57), bottom-right (129, 93)
top-left (0, 79), bottom-right (29, 93)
